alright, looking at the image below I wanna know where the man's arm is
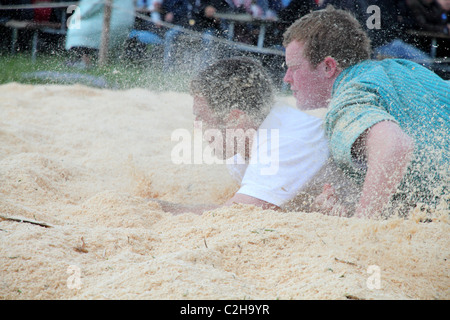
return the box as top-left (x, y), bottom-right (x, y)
top-left (154, 199), bottom-right (220, 215)
top-left (154, 194), bottom-right (279, 215)
top-left (353, 120), bottom-right (415, 218)
top-left (224, 193), bottom-right (280, 211)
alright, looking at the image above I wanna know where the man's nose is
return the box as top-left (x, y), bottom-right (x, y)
top-left (283, 69), bottom-right (292, 84)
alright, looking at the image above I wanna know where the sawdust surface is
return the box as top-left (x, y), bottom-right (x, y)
top-left (0, 83), bottom-right (448, 300)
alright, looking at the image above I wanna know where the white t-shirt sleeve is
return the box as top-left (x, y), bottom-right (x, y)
top-left (232, 105), bottom-right (329, 207)
top-left (226, 153), bottom-right (248, 184)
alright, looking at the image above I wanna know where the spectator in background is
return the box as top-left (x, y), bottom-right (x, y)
top-left (278, 0), bottom-right (317, 28)
top-left (65, 0), bottom-right (135, 69)
top-left (225, 0), bottom-right (255, 15)
top-left (222, 0), bottom-right (266, 44)
top-left (189, 0), bottom-right (230, 36)
top-left (270, 0), bottom-right (318, 47)
top-left (32, 0), bottom-right (52, 23)
top-left (187, 0), bottom-right (232, 66)
top-left (319, 1), bottom-right (406, 48)
top-left (134, 0), bottom-right (164, 28)
top-left (0, 0), bottom-right (63, 53)
top-left (162, 0), bottom-right (189, 26)
top-left (257, 0), bottom-right (283, 19)
top-left (161, 0), bottom-right (191, 72)
top-left (406, 0), bottom-right (450, 34)
top-left (437, 0), bottom-right (450, 33)
top-left (0, 0), bottom-right (34, 21)
top-left (127, 0), bottom-right (165, 59)
top-left (438, 0), bottom-right (450, 12)
top-left (320, 1), bottom-right (433, 66)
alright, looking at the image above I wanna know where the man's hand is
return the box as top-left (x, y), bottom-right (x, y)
top-left (151, 193), bottom-right (279, 215)
top-left (312, 184), bottom-right (350, 217)
top-left (224, 193), bottom-right (279, 211)
top-left (152, 199), bottom-right (219, 215)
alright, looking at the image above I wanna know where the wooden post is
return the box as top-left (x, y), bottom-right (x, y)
top-left (98, 0), bottom-right (112, 67)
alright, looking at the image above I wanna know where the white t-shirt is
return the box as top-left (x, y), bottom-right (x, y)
top-left (227, 103), bottom-right (358, 209)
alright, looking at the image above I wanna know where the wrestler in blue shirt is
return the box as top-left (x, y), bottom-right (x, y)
top-left (325, 59), bottom-right (449, 210)
top-left (283, 6), bottom-right (449, 217)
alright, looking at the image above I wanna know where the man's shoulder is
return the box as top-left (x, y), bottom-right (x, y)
top-left (266, 102), bottom-right (325, 125)
top-left (254, 104), bottom-right (328, 160)
top-left (335, 58), bottom-right (447, 102)
top-left (260, 103), bottom-right (326, 141)
top-left (332, 59), bottom-right (430, 100)
top-left (340, 59), bottom-right (425, 82)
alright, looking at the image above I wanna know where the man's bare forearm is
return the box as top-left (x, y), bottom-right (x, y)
top-left (150, 193), bottom-right (279, 215)
top-left (151, 199), bottom-right (220, 215)
top-left (355, 121), bottom-right (415, 218)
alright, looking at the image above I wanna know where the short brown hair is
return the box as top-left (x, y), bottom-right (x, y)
top-left (190, 57), bottom-right (274, 123)
top-left (283, 5), bottom-right (371, 69)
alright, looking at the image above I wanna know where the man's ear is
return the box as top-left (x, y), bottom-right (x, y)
top-left (226, 109), bottom-right (246, 124)
top-left (227, 109), bottom-right (245, 119)
top-left (322, 56), bottom-right (340, 78)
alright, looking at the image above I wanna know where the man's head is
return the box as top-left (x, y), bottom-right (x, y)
top-left (283, 5), bottom-right (371, 109)
top-left (190, 57), bottom-right (274, 159)
top-left (283, 5), bottom-right (372, 70)
top-left (190, 56), bottom-right (274, 128)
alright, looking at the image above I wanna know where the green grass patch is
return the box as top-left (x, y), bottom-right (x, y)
top-left (0, 50), bottom-right (193, 92)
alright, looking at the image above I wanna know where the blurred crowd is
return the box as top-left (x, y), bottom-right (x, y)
top-left (132, 0), bottom-right (450, 48)
top-left (1, 0), bottom-right (449, 70)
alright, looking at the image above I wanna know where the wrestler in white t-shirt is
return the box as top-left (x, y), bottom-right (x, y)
top-left (227, 102), bottom-right (358, 211)
top-left (156, 57), bottom-right (358, 215)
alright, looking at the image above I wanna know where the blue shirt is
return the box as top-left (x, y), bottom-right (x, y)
top-left (325, 59), bottom-right (449, 206)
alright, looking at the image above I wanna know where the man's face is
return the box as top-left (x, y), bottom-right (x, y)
top-left (193, 95), bottom-right (222, 129)
top-left (192, 95), bottom-right (254, 160)
top-left (283, 40), bottom-right (331, 110)
top-left (192, 95), bottom-right (229, 158)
